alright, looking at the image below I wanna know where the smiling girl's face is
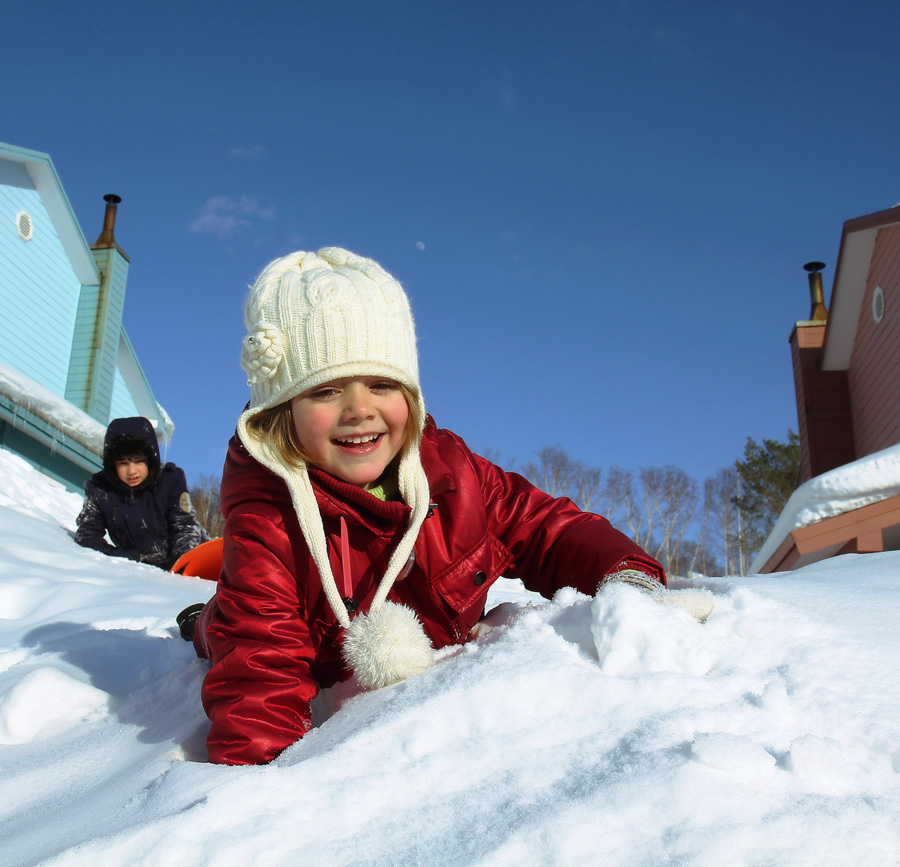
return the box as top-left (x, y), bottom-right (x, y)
top-left (290, 376), bottom-right (410, 488)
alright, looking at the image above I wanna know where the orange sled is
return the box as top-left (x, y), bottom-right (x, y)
top-left (170, 537), bottom-right (223, 581)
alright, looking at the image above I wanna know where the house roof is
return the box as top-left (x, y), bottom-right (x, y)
top-left (1, 140), bottom-right (173, 447)
top-left (0, 141), bottom-right (100, 287)
top-left (822, 203), bottom-right (900, 371)
top-left (750, 441), bottom-right (900, 573)
top-left (0, 360), bottom-right (106, 457)
top-left (116, 330), bottom-right (175, 442)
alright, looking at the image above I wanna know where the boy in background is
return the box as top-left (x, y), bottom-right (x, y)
top-left (75, 416), bottom-right (208, 569)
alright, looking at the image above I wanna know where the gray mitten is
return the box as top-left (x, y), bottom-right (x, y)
top-left (599, 569), bottom-right (714, 623)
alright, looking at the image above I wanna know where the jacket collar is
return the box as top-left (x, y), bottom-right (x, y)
top-left (420, 416), bottom-right (455, 497)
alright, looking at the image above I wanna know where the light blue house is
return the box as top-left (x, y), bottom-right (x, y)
top-left (0, 141), bottom-right (171, 491)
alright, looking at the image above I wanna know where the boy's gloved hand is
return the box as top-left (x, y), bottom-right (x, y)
top-left (599, 569), bottom-right (714, 623)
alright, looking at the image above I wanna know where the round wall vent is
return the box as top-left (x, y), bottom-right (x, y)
top-left (872, 285), bottom-right (885, 325)
top-left (16, 211), bottom-right (33, 242)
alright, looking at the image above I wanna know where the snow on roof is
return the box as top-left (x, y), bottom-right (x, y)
top-left (0, 356), bottom-right (174, 458)
top-left (750, 441), bottom-right (900, 573)
top-left (0, 361), bottom-right (106, 456)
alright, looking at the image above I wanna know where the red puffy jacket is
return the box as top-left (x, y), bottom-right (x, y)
top-left (200, 418), bottom-right (665, 765)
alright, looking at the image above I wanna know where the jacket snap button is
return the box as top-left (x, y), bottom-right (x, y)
top-left (473, 571), bottom-right (487, 586)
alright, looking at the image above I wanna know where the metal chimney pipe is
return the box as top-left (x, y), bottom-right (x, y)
top-left (94, 194), bottom-right (122, 248)
top-left (803, 261), bottom-right (828, 322)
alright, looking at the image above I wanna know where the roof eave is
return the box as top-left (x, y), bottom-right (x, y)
top-left (822, 204), bottom-right (900, 371)
top-left (0, 141), bottom-right (100, 287)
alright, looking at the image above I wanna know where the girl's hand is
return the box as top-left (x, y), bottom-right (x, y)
top-left (599, 570), bottom-right (714, 623)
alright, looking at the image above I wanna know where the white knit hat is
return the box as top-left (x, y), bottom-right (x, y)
top-left (237, 247), bottom-right (433, 690)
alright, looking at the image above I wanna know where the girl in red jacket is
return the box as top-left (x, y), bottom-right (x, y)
top-left (188, 247), bottom-right (666, 765)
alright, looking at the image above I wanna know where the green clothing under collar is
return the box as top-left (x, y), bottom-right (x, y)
top-left (367, 474), bottom-right (400, 502)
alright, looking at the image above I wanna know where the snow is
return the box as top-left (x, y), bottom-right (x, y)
top-left (0, 361), bottom-right (107, 456)
top-left (751, 442), bottom-right (900, 572)
top-left (0, 360), bottom-right (175, 459)
top-left (1, 445), bottom-right (899, 866)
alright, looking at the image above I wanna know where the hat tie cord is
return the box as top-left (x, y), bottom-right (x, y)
top-left (339, 516), bottom-right (359, 613)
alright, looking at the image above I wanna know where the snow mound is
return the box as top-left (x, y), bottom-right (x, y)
top-left (0, 429), bottom-right (899, 865)
top-left (592, 583), bottom-right (714, 675)
top-left (0, 447), bottom-right (83, 531)
top-left (0, 666), bottom-right (108, 745)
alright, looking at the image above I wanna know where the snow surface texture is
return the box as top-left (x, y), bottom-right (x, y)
top-left (0, 446), bottom-right (899, 865)
top-left (751, 441), bottom-right (900, 573)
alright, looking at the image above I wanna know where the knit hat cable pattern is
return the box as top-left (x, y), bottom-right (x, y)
top-left (237, 248), bottom-right (433, 691)
top-left (240, 247), bottom-right (421, 413)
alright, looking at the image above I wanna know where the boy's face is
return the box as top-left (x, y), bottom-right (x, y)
top-left (115, 456), bottom-right (149, 487)
top-left (291, 376), bottom-right (410, 489)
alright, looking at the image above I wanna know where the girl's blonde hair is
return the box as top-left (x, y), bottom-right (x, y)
top-left (244, 401), bottom-right (307, 467)
top-left (244, 382), bottom-right (423, 472)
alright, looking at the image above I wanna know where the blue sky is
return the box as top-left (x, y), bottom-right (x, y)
top-left (5, 0), bottom-right (900, 487)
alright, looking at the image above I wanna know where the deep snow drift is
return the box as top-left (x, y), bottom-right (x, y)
top-left (0, 447), bottom-right (899, 866)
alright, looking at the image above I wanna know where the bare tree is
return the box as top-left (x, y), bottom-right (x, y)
top-left (572, 463), bottom-right (604, 514)
top-left (667, 537), bottom-right (720, 577)
top-left (190, 474), bottom-right (225, 538)
top-left (524, 445), bottom-right (576, 499)
top-left (603, 466), bottom-right (646, 548)
top-left (519, 447), bottom-right (726, 577)
top-left (523, 445), bottom-right (603, 511)
top-left (599, 465), bottom-right (635, 533)
top-left (602, 465), bottom-right (704, 576)
top-left (639, 466), bottom-right (698, 573)
top-left (704, 468), bottom-right (752, 576)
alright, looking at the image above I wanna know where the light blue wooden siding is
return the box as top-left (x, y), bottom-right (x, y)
top-left (109, 365), bottom-right (141, 420)
top-left (66, 246), bottom-right (128, 421)
top-left (91, 248), bottom-right (128, 419)
top-left (0, 160), bottom-right (84, 395)
top-left (65, 282), bottom-right (101, 411)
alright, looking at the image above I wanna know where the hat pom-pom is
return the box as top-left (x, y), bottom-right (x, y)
top-left (343, 602), bottom-right (434, 690)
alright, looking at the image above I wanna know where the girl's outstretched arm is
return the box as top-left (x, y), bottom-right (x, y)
top-left (437, 429), bottom-right (666, 597)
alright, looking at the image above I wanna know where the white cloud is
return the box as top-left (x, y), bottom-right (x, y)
top-left (188, 195), bottom-right (276, 239)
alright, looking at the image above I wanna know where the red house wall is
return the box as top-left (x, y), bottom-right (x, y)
top-left (847, 224), bottom-right (900, 458)
top-left (791, 324), bottom-right (855, 484)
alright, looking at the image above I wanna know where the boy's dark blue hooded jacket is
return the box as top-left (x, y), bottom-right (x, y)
top-left (74, 417), bottom-right (208, 569)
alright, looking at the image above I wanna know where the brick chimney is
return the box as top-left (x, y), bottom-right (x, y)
top-left (790, 262), bottom-right (855, 484)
